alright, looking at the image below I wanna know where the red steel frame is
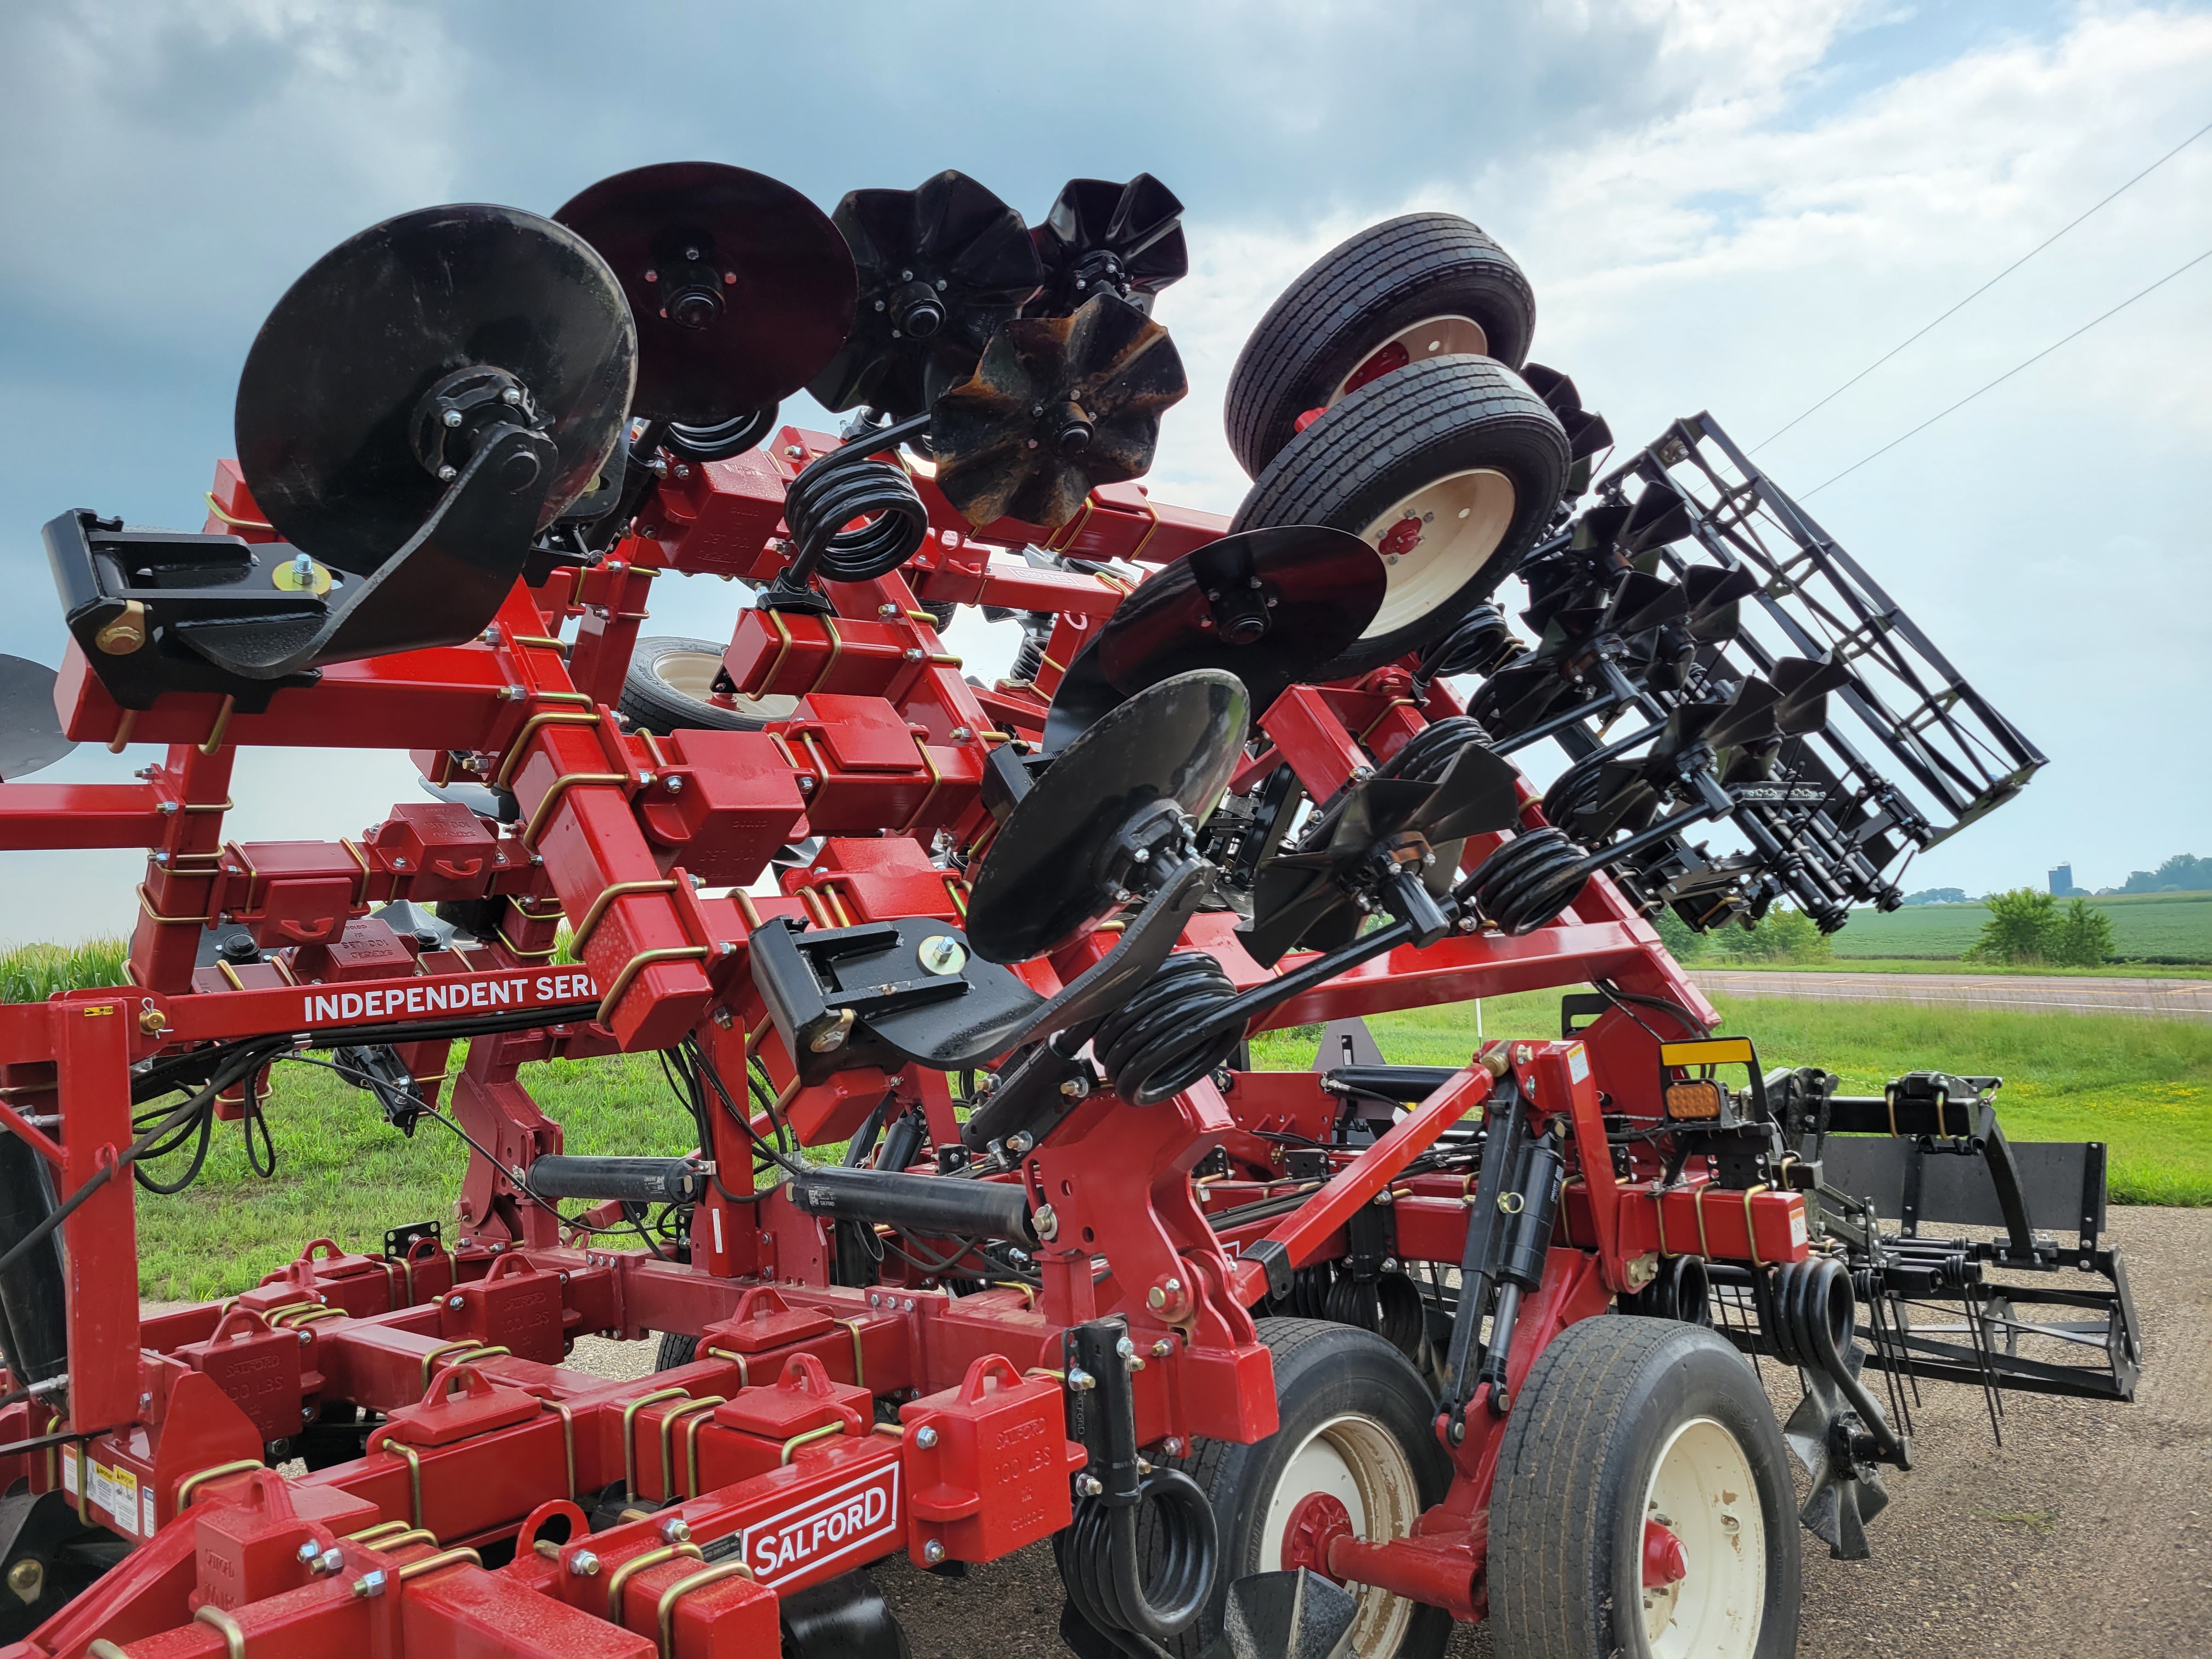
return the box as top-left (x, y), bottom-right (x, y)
top-left (0, 432), bottom-right (1810, 1658)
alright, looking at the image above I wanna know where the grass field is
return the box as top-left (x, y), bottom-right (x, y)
top-left (1832, 890), bottom-right (2212, 964)
top-left (117, 990), bottom-right (2211, 1299)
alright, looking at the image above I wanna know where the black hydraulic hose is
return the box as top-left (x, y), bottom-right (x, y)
top-left (1060, 1475), bottom-right (1216, 1659)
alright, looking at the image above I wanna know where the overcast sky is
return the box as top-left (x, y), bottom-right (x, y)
top-left (3, 0), bottom-right (2207, 945)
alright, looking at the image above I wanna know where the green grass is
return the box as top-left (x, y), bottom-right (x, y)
top-left (1, 938), bottom-right (128, 1002)
top-left (1259, 991), bottom-right (2212, 1209)
top-left (1832, 891), bottom-right (2212, 964)
top-left (103, 988), bottom-right (2212, 1298)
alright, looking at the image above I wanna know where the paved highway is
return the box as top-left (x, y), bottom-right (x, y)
top-left (1688, 968), bottom-right (2212, 1020)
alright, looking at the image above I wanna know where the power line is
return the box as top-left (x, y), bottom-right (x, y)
top-left (1755, 116), bottom-right (2212, 451)
top-left (1801, 246), bottom-right (2212, 498)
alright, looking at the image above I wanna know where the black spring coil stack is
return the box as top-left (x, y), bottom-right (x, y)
top-left (1376, 713), bottom-right (1493, 784)
top-left (1412, 603), bottom-right (1517, 698)
top-left (1457, 826), bottom-right (1591, 934)
top-left (781, 441), bottom-right (930, 584)
top-left (1059, 1479), bottom-right (1216, 1659)
top-left (1093, 951), bottom-right (1247, 1107)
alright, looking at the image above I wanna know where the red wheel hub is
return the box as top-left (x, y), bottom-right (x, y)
top-left (1343, 339), bottom-right (1410, 396)
top-left (1281, 1491), bottom-right (1354, 1582)
top-left (1641, 1519), bottom-right (1688, 1588)
top-left (1378, 515), bottom-right (1424, 558)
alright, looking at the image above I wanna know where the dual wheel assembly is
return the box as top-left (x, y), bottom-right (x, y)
top-left (1161, 1318), bottom-right (1798, 1659)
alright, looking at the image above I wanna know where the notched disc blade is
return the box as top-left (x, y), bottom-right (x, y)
top-left (1030, 173), bottom-right (1189, 316)
top-left (0, 656), bottom-right (74, 780)
top-left (932, 291), bottom-right (1188, 529)
top-left (808, 171), bottom-right (1043, 419)
top-left (967, 669), bottom-right (1248, 964)
top-left (235, 203), bottom-right (636, 573)
top-left (555, 162), bottom-right (855, 424)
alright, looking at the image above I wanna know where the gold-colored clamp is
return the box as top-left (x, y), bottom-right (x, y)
top-left (572, 881), bottom-right (680, 958)
top-left (655, 1561), bottom-right (754, 1658)
top-left (395, 1548), bottom-right (483, 1582)
top-left (780, 1421), bottom-right (848, 1465)
top-left (596, 947), bottom-right (711, 1027)
top-left (193, 1605), bottom-right (246, 1659)
top-left (520, 772), bottom-right (628, 852)
top-left (622, 1387), bottom-right (691, 1502)
top-left (607, 1543), bottom-right (703, 1622)
top-left (174, 1459), bottom-right (262, 1510)
top-left (659, 1396), bottom-right (725, 1499)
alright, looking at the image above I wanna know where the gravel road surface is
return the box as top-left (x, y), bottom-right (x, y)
top-left (1690, 968), bottom-right (2212, 1021)
top-left (557, 1205), bottom-right (2209, 1657)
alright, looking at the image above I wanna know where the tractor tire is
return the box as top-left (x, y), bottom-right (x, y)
top-left (619, 636), bottom-right (794, 735)
top-left (1158, 1318), bottom-right (1453, 1659)
top-left (1488, 1317), bottom-right (1800, 1659)
top-left (1225, 213), bottom-right (1536, 477)
top-left (1229, 354), bottom-right (1566, 679)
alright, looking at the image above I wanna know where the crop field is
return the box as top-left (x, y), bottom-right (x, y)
top-left (1831, 889), bottom-right (2212, 963)
top-left (114, 989), bottom-right (2212, 1300)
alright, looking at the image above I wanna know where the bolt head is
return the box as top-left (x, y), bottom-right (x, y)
top-left (922, 1539), bottom-right (947, 1565)
top-left (1068, 1367), bottom-right (1096, 1392)
top-left (319, 1548), bottom-right (343, 1573)
top-left (914, 1425), bottom-right (939, 1450)
top-left (1076, 1474), bottom-right (1103, 1497)
top-left (569, 1550), bottom-right (600, 1576)
top-left (448, 1295), bottom-right (465, 1310)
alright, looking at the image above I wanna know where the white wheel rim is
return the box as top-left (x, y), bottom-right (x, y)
top-left (1355, 467), bottom-right (1516, 640)
top-left (1639, 1415), bottom-right (1765, 1659)
top-left (1328, 313), bottom-right (1491, 404)
top-left (651, 650), bottom-right (794, 721)
top-left (1261, 1413), bottom-right (1422, 1657)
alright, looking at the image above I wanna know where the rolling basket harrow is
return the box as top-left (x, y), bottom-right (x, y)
top-left (0, 162), bottom-right (2139, 1659)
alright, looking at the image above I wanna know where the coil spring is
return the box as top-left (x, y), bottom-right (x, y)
top-left (1459, 827), bottom-right (1590, 934)
top-left (1058, 1474), bottom-right (1216, 1655)
top-left (1413, 603), bottom-right (1517, 695)
top-left (782, 444), bottom-right (929, 583)
top-left (1093, 951), bottom-right (1247, 1107)
top-left (1758, 1256), bottom-right (1854, 1369)
top-left (663, 404), bottom-right (777, 464)
top-left (1539, 748), bottom-right (1609, 826)
top-left (1376, 713), bottom-right (1493, 785)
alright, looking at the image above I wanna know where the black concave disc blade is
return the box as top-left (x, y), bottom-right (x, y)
top-left (967, 669), bottom-right (1248, 964)
top-left (0, 656), bottom-right (74, 780)
top-left (554, 162), bottom-right (856, 425)
top-left (1612, 569), bottom-right (1688, 633)
top-left (932, 291), bottom-right (1187, 529)
top-left (1040, 634), bottom-right (1123, 753)
top-left (1086, 526), bottom-right (1383, 714)
top-left (807, 171), bottom-right (1042, 419)
top-left (235, 204), bottom-right (636, 574)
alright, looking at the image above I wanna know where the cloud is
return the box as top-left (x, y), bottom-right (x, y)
top-left (3, 0), bottom-right (2208, 932)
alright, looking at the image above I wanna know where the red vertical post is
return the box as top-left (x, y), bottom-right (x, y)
top-left (52, 993), bottom-right (140, 1433)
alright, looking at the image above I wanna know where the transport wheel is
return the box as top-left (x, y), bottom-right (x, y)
top-left (619, 636), bottom-right (794, 734)
top-left (1224, 213), bottom-right (1536, 476)
top-left (653, 1330), bottom-right (698, 1370)
top-left (1489, 1317), bottom-right (1799, 1659)
top-left (1163, 1318), bottom-right (1453, 1659)
top-left (1229, 355), bottom-right (1566, 679)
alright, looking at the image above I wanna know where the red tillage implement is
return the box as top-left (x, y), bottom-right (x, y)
top-left (0, 167), bottom-right (2135, 1659)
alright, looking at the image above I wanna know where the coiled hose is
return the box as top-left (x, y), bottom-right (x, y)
top-left (1058, 1473), bottom-right (1217, 1659)
top-left (1457, 826), bottom-right (1592, 934)
top-left (781, 430), bottom-right (930, 584)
